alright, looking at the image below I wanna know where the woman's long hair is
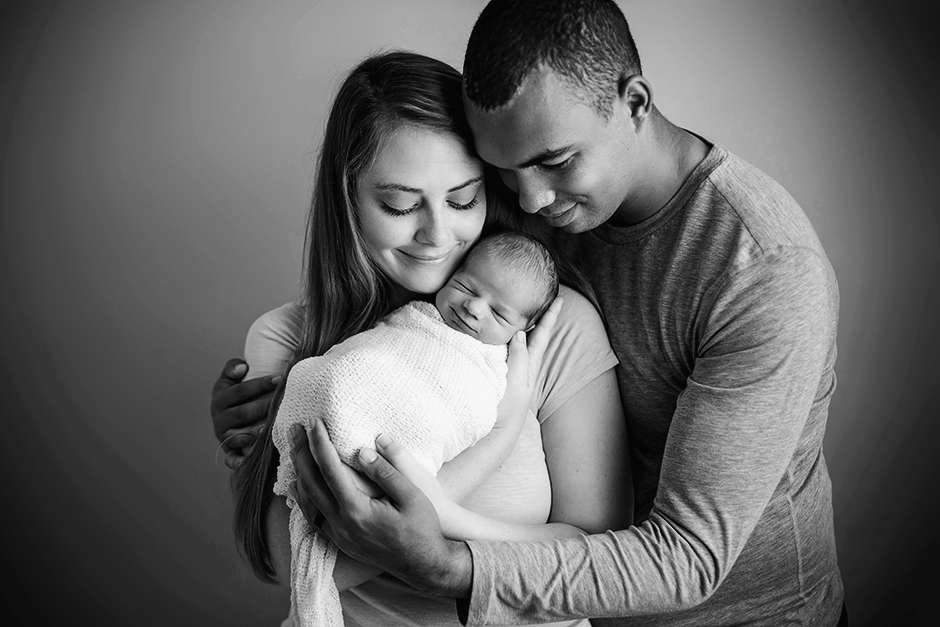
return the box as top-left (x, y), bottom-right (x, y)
top-left (232, 50), bottom-right (480, 582)
top-left (231, 50), bottom-right (599, 582)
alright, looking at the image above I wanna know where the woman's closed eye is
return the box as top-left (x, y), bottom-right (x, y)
top-left (447, 195), bottom-right (480, 211)
top-left (380, 201), bottom-right (420, 215)
top-left (379, 192), bottom-right (479, 215)
top-left (447, 186), bottom-right (482, 211)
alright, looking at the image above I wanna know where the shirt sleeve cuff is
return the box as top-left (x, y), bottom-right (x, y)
top-left (463, 540), bottom-right (496, 625)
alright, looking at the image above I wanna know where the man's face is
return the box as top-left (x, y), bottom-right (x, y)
top-left (465, 66), bottom-right (635, 233)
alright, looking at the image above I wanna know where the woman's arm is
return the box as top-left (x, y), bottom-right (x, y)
top-left (410, 367), bottom-right (631, 541)
top-left (433, 337), bottom-right (529, 503)
top-left (541, 368), bottom-right (632, 532)
top-left (406, 287), bottom-right (631, 541)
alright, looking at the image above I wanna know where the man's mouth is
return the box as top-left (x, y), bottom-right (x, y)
top-left (541, 203), bottom-right (578, 226)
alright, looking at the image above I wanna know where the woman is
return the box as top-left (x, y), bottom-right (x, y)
top-left (227, 50), bottom-right (631, 626)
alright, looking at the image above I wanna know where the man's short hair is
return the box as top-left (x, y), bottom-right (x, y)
top-left (463, 0), bottom-right (642, 117)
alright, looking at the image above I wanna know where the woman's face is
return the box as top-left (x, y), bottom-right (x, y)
top-left (356, 125), bottom-right (487, 300)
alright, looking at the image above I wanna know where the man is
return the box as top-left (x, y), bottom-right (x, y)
top-left (212, 1), bottom-right (845, 624)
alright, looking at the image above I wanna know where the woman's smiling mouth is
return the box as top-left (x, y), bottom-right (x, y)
top-left (398, 247), bottom-right (457, 263)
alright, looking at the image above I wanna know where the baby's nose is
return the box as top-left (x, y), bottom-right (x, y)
top-left (464, 297), bottom-right (486, 318)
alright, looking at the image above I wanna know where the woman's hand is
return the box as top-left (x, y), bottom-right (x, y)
top-left (495, 296), bottom-right (564, 429)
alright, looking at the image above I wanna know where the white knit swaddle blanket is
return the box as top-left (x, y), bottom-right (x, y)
top-left (272, 301), bottom-right (508, 627)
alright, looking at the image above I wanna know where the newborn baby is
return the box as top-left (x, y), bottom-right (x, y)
top-left (272, 231), bottom-right (558, 627)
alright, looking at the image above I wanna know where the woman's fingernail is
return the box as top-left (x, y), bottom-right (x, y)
top-left (375, 433), bottom-right (391, 448)
top-left (360, 448), bottom-right (377, 464)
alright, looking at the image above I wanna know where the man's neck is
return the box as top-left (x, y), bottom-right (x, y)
top-left (609, 113), bottom-right (709, 227)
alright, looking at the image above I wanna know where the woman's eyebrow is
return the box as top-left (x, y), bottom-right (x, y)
top-left (447, 175), bottom-right (483, 193)
top-left (374, 183), bottom-right (421, 193)
top-left (372, 175), bottom-right (482, 194)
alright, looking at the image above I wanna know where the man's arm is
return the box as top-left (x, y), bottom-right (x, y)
top-left (289, 249), bottom-right (838, 622)
top-left (459, 250), bottom-right (840, 623)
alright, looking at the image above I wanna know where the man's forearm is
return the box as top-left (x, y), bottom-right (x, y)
top-left (403, 539), bottom-right (473, 598)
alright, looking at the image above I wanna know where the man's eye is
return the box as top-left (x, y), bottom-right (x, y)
top-left (541, 155), bottom-right (573, 171)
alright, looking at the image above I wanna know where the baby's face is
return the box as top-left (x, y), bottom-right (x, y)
top-left (435, 252), bottom-right (539, 345)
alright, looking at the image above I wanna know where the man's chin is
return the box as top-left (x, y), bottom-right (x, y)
top-left (545, 213), bottom-right (594, 234)
top-left (552, 205), bottom-right (619, 234)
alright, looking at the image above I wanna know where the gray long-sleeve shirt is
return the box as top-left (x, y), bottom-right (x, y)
top-left (465, 144), bottom-right (844, 626)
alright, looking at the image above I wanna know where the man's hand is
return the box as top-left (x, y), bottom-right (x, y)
top-left (290, 420), bottom-right (473, 598)
top-left (210, 358), bottom-right (280, 469)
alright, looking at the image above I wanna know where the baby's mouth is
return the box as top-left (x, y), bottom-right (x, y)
top-left (450, 307), bottom-right (476, 334)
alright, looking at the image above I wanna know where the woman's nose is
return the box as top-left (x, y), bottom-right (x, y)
top-left (416, 210), bottom-right (451, 247)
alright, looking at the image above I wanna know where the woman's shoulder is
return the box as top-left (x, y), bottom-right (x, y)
top-left (535, 285), bottom-right (618, 420)
top-left (243, 302), bottom-right (304, 380)
top-left (247, 302), bottom-right (304, 340)
top-left (552, 285), bottom-right (605, 332)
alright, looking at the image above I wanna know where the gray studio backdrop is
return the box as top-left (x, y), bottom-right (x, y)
top-left (1, 1), bottom-right (936, 625)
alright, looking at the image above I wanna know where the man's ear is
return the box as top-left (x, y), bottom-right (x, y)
top-left (616, 74), bottom-right (653, 125)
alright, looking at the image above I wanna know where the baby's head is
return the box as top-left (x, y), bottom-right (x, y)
top-left (435, 232), bottom-right (559, 345)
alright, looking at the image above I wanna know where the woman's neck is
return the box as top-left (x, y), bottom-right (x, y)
top-left (387, 284), bottom-right (434, 311)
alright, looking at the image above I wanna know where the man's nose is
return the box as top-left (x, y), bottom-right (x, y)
top-left (516, 172), bottom-right (556, 213)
